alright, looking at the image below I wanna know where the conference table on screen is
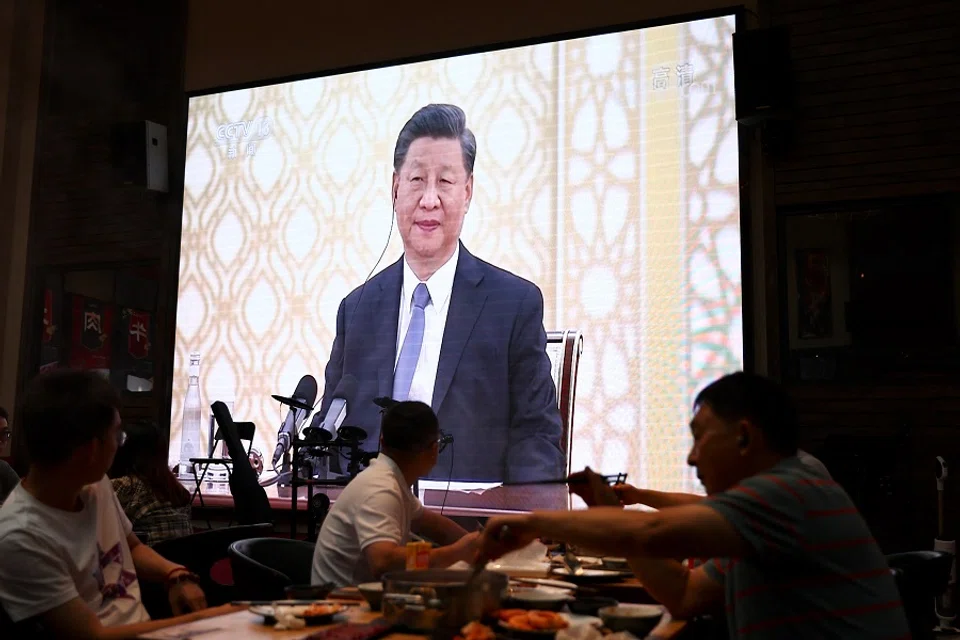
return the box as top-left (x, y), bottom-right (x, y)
top-left (189, 479), bottom-right (570, 516)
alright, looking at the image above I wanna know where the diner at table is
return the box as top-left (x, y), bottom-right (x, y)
top-left (0, 369), bottom-right (915, 640)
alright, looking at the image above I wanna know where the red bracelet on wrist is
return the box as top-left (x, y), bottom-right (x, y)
top-left (164, 566), bottom-right (200, 590)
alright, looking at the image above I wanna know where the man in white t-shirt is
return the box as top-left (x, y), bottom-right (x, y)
top-left (312, 401), bottom-right (480, 587)
top-left (0, 370), bottom-right (234, 639)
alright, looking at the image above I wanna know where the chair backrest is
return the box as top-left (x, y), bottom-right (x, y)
top-left (211, 421), bottom-right (256, 456)
top-left (140, 524), bottom-right (274, 617)
top-left (886, 550), bottom-right (953, 640)
top-left (228, 537), bottom-right (317, 600)
top-left (545, 330), bottom-right (584, 475)
top-left (211, 402), bottom-right (273, 525)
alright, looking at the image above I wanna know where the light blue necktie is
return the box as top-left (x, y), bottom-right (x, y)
top-left (393, 283), bottom-right (431, 401)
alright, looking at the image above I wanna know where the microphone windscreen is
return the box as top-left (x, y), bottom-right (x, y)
top-left (292, 375), bottom-right (319, 408)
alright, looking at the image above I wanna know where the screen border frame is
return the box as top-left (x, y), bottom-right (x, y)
top-left (161, 7), bottom-right (756, 505)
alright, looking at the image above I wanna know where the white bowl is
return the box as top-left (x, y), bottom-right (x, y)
top-left (598, 604), bottom-right (664, 636)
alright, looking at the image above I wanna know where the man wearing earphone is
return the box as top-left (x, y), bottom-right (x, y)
top-left (318, 103), bottom-right (564, 484)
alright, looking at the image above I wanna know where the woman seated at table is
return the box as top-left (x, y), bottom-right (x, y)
top-left (109, 421), bottom-right (193, 546)
top-left (311, 401), bottom-right (479, 587)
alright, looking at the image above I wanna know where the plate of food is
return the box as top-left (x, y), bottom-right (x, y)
top-left (495, 609), bottom-right (600, 638)
top-left (250, 601), bottom-right (347, 625)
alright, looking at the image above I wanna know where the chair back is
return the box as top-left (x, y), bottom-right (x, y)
top-left (228, 537), bottom-right (316, 600)
top-left (211, 421), bottom-right (256, 457)
top-left (139, 524), bottom-right (273, 617)
top-left (211, 402), bottom-right (273, 525)
top-left (545, 330), bottom-right (584, 475)
top-left (886, 550), bottom-right (953, 640)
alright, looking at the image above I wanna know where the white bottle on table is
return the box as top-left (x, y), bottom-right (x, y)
top-left (177, 351), bottom-right (203, 480)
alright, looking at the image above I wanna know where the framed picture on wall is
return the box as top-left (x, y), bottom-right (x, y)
top-left (796, 248), bottom-right (833, 340)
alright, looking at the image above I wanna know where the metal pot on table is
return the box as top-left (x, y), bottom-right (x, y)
top-left (381, 569), bottom-right (508, 633)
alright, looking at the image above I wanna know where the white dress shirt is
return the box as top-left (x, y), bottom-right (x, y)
top-left (395, 243), bottom-right (460, 405)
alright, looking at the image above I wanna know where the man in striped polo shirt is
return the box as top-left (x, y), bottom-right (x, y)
top-left (478, 372), bottom-right (909, 639)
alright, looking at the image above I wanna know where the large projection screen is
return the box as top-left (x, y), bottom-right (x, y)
top-left (171, 14), bottom-right (743, 504)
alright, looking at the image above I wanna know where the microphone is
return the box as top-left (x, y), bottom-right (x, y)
top-left (439, 431), bottom-right (453, 454)
top-left (272, 375), bottom-right (318, 467)
top-left (320, 375), bottom-right (359, 440)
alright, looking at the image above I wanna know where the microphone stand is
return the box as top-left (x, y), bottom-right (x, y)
top-left (276, 449), bottom-right (293, 487)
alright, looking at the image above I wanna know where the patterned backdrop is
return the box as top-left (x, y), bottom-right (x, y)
top-left (171, 15), bottom-right (741, 497)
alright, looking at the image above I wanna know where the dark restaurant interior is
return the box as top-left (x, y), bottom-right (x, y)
top-left (1, 0), bottom-right (960, 638)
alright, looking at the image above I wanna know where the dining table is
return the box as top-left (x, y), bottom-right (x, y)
top-left (138, 599), bottom-right (688, 639)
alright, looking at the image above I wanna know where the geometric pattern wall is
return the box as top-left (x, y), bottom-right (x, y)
top-left (172, 15), bottom-right (741, 495)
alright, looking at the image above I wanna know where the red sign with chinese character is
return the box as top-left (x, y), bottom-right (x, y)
top-left (127, 311), bottom-right (150, 360)
top-left (68, 296), bottom-right (113, 371)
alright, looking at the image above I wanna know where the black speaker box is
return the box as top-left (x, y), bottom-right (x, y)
top-left (110, 121), bottom-right (169, 192)
top-left (734, 26), bottom-right (793, 125)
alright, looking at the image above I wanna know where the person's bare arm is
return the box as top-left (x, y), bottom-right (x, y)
top-left (364, 532), bottom-right (480, 578)
top-left (36, 598), bottom-right (239, 640)
top-left (623, 558), bottom-right (724, 619)
top-left (480, 505), bottom-right (748, 565)
top-left (414, 510), bottom-right (470, 545)
top-left (127, 533), bottom-right (206, 613)
top-left (127, 533), bottom-right (183, 582)
top-left (614, 485), bottom-right (704, 510)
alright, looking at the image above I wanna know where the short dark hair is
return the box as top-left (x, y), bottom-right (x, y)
top-left (381, 401), bottom-right (440, 452)
top-left (393, 104), bottom-right (477, 175)
top-left (20, 369), bottom-right (120, 466)
top-left (694, 372), bottom-right (798, 456)
top-left (0, 406), bottom-right (7, 421)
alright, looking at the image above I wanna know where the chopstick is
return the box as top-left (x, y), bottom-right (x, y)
top-left (502, 473), bottom-right (628, 487)
top-left (231, 600), bottom-right (363, 606)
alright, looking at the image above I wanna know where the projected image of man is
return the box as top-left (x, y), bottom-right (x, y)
top-left (320, 104), bottom-right (564, 483)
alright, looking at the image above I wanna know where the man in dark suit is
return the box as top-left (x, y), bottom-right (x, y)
top-left (319, 104), bottom-right (564, 483)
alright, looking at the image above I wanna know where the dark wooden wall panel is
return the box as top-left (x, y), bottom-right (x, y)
top-left (772, 0), bottom-right (960, 205)
top-left (21, 0), bottom-right (187, 425)
top-left (29, 1), bottom-right (185, 267)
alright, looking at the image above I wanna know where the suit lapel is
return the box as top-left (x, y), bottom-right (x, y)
top-left (374, 259), bottom-right (403, 399)
top-left (433, 245), bottom-right (486, 411)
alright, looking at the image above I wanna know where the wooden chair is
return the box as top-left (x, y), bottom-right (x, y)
top-left (545, 330), bottom-right (584, 475)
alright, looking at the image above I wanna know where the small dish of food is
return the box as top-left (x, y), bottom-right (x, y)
top-left (250, 601), bottom-right (346, 626)
top-left (497, 609), bottom-right (570, 637)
